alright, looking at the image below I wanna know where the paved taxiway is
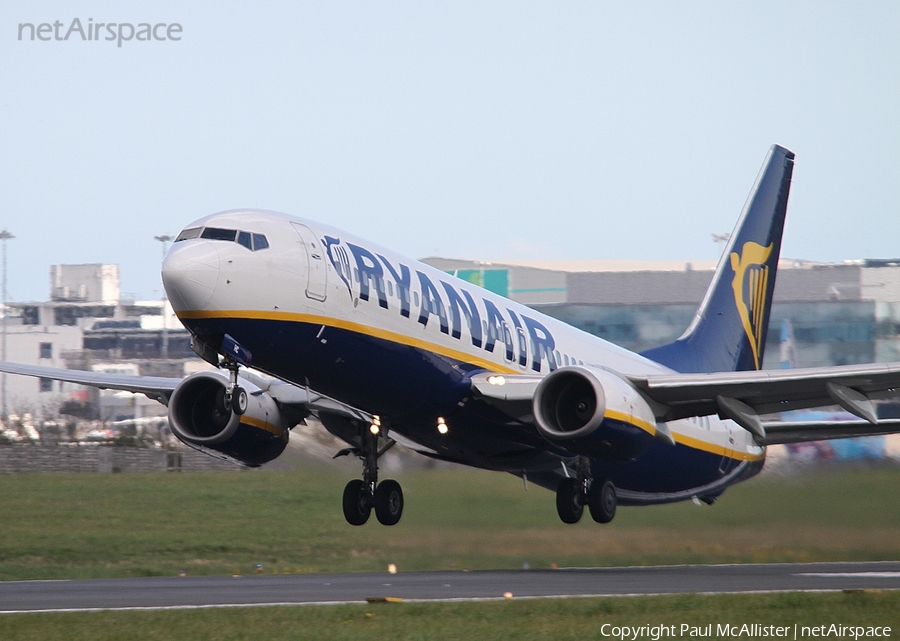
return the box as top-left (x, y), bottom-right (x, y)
top-left (1, 562), bottom-right (898, 613)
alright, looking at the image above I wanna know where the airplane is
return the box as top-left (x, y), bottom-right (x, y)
top-left (3, 144), bottom-right (900, 527)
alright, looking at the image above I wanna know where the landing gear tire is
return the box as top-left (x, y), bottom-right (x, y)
top-left (342, 479), bottom-right (372, 526)
top-left (587, 478), bottom-right (616, 524)
top-left (231, 386), bottom-right (248, 415)
top-left (214, 388), bottom-right (231, 421)
top-left (374, 479), bottom-right (404, 526)
top-left (556, 477), bottom-right (584, 524)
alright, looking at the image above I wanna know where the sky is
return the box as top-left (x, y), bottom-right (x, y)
top-left (1, 2), bottom-right (897, 302)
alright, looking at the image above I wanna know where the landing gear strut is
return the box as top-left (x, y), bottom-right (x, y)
top-left (217, 333), bottom-right (251, 416)
top-left (221, 356), bottom-right (247, 416)
top-left (555, 457), bottom-right (616, 524)
top-left (338, 420), bottom-right (403, 526)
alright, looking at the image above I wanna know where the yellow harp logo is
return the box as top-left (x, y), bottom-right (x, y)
top-left (730, 241), bottom-right (773, 370)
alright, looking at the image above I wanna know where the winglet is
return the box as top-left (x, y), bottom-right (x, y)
top-left (641, 145), bottom-right (795, 373)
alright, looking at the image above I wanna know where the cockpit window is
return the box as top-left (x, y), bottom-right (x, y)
top-left (252, 234), bottom-right (269, 250)
top-left (176, 226), bottom-right (270, 251)
top-left (201, 227), bottom-right (238, 241)
top-left (175, 227), bottom-right (202, 242)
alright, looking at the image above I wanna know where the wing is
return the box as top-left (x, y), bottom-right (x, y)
top-left (630, 362), bottom-right (900, 418)
top-left (471, 363), bottom-right (900, 445)
top-left (0, 360), bottom-right (371, 428)
top-left (0, 360), bottom-right (392, 467)
top-left (0, 361), bottom-right (180, 404)
top-left (629, 362), bottom-right (900, 441)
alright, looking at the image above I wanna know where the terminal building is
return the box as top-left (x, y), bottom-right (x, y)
top-left (423, 257), bottom-right (900, 369)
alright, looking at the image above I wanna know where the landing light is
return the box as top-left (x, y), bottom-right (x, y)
top-left (370, 415), bottom-right (382, 435)
top-left (487, 375), bottom-right (506, 386)
top-left (437, 417), bottom-right (448, 435)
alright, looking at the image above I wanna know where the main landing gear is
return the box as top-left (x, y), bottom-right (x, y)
top-left (337, 420), bottom-right (403, 526)
top-left (556, 457), bottom-right (616, 524)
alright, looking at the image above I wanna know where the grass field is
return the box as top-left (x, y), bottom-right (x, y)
top-left (1, 592), bottom-right (898, 640)
top-left (0, 462), bottom-right (898, 580)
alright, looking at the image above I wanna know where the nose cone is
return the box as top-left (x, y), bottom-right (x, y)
top-left (162, 242), bottom-right (221, 311)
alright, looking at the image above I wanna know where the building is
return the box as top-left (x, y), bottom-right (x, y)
top-left (3, 264), bottom-right (196, 418)
top-left (422, 257), bottom-right (900, 369)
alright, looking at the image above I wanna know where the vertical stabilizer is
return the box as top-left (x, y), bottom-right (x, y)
top-left (641, 145), bottom-right (795, 373)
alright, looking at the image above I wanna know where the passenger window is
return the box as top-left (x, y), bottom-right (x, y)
top-left (387, 281), bottom-right (394, 297)
top-left (175, 227), bottom-right (202, 242)
top-left (237, 231), bottom-right (252, 250)
top-left (252, 234), bottom-right (269, 250)
top-left (502, 324), bottom-right (514, 362)
top-left (201, 227), bottom-right (237, 241)
top-left (413, 291), bottom-right (420, 307)
top-left (353, 269), bottom-right (360, 283)
top-left (564, 354), bottom-right (569, 366)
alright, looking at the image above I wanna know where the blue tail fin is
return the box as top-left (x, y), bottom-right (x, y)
top-left (640, 145), bottom-right (795, 373)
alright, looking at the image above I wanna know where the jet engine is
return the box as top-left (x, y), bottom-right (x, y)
top-left (533, 366), bottom-right (661, 461)
top-left (167, 370), bottom-right (292, 466)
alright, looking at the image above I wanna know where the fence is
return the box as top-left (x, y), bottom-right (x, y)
top-left (0, 445), bottom-right (239, 473)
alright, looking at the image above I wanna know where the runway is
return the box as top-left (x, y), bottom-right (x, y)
top-left (1, 562), bottom-right (898, 613)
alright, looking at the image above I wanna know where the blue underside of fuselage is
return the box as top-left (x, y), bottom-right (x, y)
top-left (181, 316), bottom-right (764, 503)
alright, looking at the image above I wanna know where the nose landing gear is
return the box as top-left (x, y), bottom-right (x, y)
top-left (555, 457), bottom-right (617, 524)
top-left (218, 334), bottom-right (251, 416)
top-left (216, 357), bottom-right (248, 416)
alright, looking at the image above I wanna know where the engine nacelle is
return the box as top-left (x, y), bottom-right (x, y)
top-left (533, 365), bottom-right (659, 462)
top-left (167, 370), bottom-right (290, 467)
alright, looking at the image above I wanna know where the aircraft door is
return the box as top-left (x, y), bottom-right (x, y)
top-left (291, 223), bottom-right (327, 302)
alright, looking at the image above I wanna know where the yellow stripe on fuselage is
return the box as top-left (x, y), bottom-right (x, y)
top-left (178, 308), bottom-right (521, 375)
top-left (603, 410), bottom-right (764, 461)
top-left (673, 432), bottom-right (765, 462)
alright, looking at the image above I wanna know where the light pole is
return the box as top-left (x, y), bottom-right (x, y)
top-left (0, 229), bottom-right (14, 422)
top-left (154, 234), bottom-right (173, 360)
